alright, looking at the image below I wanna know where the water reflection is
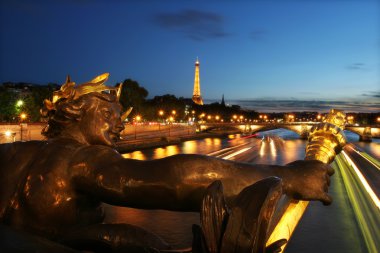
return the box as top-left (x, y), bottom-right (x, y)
top-left (183, 140), bottom-right (197, 154)
top-left (122, 150), bottom-right (146, 160)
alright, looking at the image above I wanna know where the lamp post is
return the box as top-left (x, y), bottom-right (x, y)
top-left (158, 110), bottom-right (164, 131)
top-left (169, 116), bottom-right (174, 136)
top-left (347, 115), bottom-right (354, 125)
top-left (191, 110), bottom-right (195, 122)
top-left (20, 113), bottom-right (27, 141)
top-left (134, 115), bottom-right (141, 140)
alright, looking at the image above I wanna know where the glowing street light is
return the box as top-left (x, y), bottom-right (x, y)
top-left (20, 113), bottom-right (27, 120)
top-left (5, 130), bottom-right (11, 137)
top-left (215, 115), bottom-right (220, 121)
top-left (158, 110), bottom-right (164, 116)
top-left (135, 115), bottom-right (141, 122)
top-left (347, 116), bottom-right (354, 124)
top-left (172, 110), bottom-right (176, 115)
top-left (16, 100), bottom-right (24, 107)
top-left (19, 113), bottom-right (27, 141)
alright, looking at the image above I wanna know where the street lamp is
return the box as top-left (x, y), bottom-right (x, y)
top-left (19, 113), bottom-right (27, 141)
top-left (169, 116), bottom-right (174, 136)
top-left (20, 113), bottom-right (27, 120)
top-left (158, 110), bottom-right (164, 130)
top-left (16, 100), bottom-right (24, 107)
top-left (347, 116), bottom-right (354, 125)
top-left (134, 115), bottom-right (141, 139)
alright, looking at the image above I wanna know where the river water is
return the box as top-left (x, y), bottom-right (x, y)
top-left (103, 129), bottom-right (379, 252)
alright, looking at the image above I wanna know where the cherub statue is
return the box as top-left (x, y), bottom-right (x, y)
top-left (0, 73), bottom-right (334, 252)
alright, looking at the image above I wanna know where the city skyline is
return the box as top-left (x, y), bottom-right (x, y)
top-left (0, 0), bottom-right (379, 112)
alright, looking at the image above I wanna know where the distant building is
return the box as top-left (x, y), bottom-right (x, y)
top-left (221, 94), bottom-right (225, 107)
top-left (192, 58), bottom-right (204, 105)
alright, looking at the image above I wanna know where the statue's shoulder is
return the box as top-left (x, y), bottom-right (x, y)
top-left (0, 140), bottom-right (47, 155)
top-left (69, 144), bottom-right (122, 166)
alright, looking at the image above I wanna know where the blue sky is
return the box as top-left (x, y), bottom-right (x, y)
top-left (0, 0), bottom-right (379, 112)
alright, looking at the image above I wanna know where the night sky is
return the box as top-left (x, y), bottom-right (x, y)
top-left (0, 0), bottom-right (379, 112)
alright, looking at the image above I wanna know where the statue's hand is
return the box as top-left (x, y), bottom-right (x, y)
top-left (282, 160), bottom-right (334, 205)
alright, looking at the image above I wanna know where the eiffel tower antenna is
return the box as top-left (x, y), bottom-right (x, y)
top-left (192, 58), bottom-right (204, 105)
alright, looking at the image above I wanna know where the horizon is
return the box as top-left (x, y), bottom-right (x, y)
top-left (1, 80), bottom-right (379, 113)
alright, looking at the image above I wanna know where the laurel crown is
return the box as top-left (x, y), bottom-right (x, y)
top-left (44, 73), bottom-right (122, 111)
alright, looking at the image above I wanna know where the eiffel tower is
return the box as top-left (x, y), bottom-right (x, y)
top-left (192, 58), bottom-right (204, 105)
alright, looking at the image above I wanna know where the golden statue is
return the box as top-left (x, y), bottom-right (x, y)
top-left (0, 74), bottom-right (341, 252)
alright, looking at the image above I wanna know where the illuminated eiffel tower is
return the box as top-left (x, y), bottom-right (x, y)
top-left (192, 58), bottom-right (204, 105)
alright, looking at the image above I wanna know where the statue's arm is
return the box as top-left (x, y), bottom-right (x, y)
top-left (70, 146), bottom-right (333, 211)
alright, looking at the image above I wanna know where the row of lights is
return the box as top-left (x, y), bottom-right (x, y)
top-left (135, 110), bottom-right (379, 124)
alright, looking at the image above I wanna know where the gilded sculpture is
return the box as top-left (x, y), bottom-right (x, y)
top-left (0, 74), bottom-right (343, 253)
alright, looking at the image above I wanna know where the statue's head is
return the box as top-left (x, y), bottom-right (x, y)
top-left (41, 73), bottom-right (130, 147)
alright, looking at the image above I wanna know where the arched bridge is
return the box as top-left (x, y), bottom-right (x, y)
top-left (198, 123), bottom-right (380, 142)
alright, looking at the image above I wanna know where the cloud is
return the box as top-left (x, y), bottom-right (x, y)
top-left (346, 62), bottom-right (366, 70)
top-left (361, 91), bottom-right (380, 98)
top-left (153, 9), bottom-right (229, 41)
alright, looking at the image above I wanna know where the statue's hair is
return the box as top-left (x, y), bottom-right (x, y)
top-left (41, 92), bottom-right (117, 138)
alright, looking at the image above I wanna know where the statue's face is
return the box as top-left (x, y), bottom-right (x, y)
top-left (79, 97), bottom-right (124, 146)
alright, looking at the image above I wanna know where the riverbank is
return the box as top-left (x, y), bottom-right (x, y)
top-left (116, 131), bottom-right (238, 153)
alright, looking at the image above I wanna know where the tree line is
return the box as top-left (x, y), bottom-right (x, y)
top-left (0, 79), bottom-right (254, 123)
top-left (1, 79), bottom-right (378, 124)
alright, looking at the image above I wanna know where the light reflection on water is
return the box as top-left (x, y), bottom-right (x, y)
top-left (106, 130), bottom-right (378, 250)
top-left (122, 150), bottom-right (146, 160)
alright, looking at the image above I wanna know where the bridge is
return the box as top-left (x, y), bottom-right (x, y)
top-left (198, 122), bottom-right (380, 141)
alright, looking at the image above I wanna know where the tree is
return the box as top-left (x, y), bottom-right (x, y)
top-left (0, 87), bottom-right (18, 122)
top-left (118, 79), bottom-right (148, 118)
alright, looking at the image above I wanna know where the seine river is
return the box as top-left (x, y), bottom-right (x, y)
top-left (103, 129), bottom-right (379, 252)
